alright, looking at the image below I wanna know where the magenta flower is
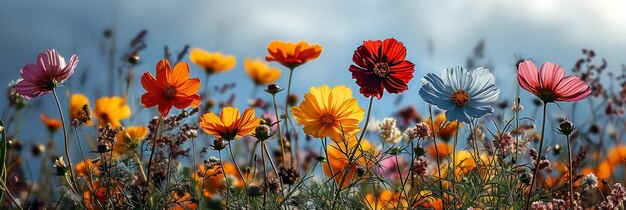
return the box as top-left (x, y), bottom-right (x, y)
top-left (15, 49), bottom-right (78, 99)
top-left (517, 60), bottom-right (591, 103)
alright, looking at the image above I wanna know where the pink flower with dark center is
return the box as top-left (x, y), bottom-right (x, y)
top-left (517, 60), bottom-right (591, 103)
top-left (15, 49), bottom-right (78, 99)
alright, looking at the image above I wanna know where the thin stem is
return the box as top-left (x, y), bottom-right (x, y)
top-left (272, 94), bottom-right (287, 167)
top-left (218, 150), bottom-right (230, 207)
top-left (262, 141), bottom-right (284, 191)
top-left (146, 115), bottom-right (163, 186)
top-left (1, 180), bottom-right (24, 210)
top-left (261, 141), bottom-right (268, 209)
top-left (191, 137), bottom-right (197, 182)
top-left (428, 105), bottom-right (444, 193)
top-left (284, 67), bottom-right (297, 165)
top-left (51, 90), bottom-right (79, 195)
top-left (321, 138), bottom-right (335, 185)
top-left (228, 142), bottom-right (248, 187)
top-left (133, 152), bottom-right (147, 182)
top-left (526, 102), bottom-right (548, 209)
top-left (567, 134), bottom-right (574, 209)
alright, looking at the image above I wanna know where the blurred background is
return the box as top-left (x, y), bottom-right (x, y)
top-left (1, 0), bottom-right (626, 178)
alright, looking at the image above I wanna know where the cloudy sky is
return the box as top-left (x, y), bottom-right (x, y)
top-left (1, 0), bottom-right (625, 149)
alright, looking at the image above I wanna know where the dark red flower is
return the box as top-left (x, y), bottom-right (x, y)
top-left (349, 38), bottom-right (415, 99)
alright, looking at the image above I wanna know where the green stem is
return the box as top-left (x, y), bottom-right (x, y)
top-left (322, 138), bottom-right (335, 185)
top-left (1, 180), bottom-right (24, 210)
top-left (261, 141), bottom-right (268, 209)
top-left (218, 150), bottom-right (230, 207)
top-left (428, 105), bottom-right (444, 194)
top-left (526, 102), bottom-right (548, 209)
top-left (284, 67), bottom-right (296, 165)
top-left (567, 134), bottom-right (574, 208)
top-left (272, 94), bottom-right (287, 167)
top-left (133, 152), bottom-right (147, 182)
top-left (51, 90), bottom-right (80, 196)
top-left (228, 142), bottom-right (248, 187)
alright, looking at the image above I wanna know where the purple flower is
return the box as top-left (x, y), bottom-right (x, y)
top-left (15, 49), bottom-right (78, 99)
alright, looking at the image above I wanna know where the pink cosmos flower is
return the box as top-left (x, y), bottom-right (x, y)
top-left (15, 49), bottom-right (79, 99)
top-left (517, 60), bottom-right (591, 102)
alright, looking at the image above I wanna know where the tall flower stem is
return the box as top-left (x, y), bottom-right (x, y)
top-left (191, 137), bottom-right (197, 182)
top-left (272, 93), bottom-right (287, 167)
top-left (260, 141), bottom-right (268, 209)
top-left (526, 102), bottom-right (548, 209)
top-left (146, 115), bottom-right (163, 186)
top-left (51, 89), bottom-right (79, 195)
top-left (228, 142), bottom-right (248, 187)
top-left (321, 138), bottom-right (335, 185)
top-left (0, 180), bottom-right (24, 210)
top-left (218, 150), bottom-right (230, 207)
top-left (133, 152), bottom-right (147, 182)
top-left (566, 134), bottom-right (574, 208)
top-left (428, 105), bottom-right (444, 193)
top-left (284, 67), bottom-right (297, 165)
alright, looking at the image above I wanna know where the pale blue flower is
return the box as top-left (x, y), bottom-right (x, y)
top-left (419, 67), bottom-right (500, 123)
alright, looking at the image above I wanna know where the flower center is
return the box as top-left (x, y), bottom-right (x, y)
top-left (373, 63), bottom-right (390, 77)
top-left (451, 90), bottom-right (470, 107)
top-left (164, 86), bottom-right (177, 98)
top-left (320, 113), bottom-right (335, 126)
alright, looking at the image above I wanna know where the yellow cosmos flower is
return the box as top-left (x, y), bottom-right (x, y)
top-left (199, 107), bottom-right (261, 140)
top-left (95, 96), bottom-right (131, 127)
top-left (425, 113), bottom-right (463, 141)
top-left (69, 93), bottom-right (92, 126)
top-left (291, 85), bottom-right (364, 142)
top-left (244, 58), bottom-right (281, 85)
top-left (189, 48), bottom-right (236, 74)
top-left (113, 126), bottom-right (148, 157)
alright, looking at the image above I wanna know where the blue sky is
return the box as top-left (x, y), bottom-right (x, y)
top-left (2, 0), bottom-right (626, 157)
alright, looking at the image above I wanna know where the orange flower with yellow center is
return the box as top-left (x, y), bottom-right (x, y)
top-left (189, 48), bottom-right (236, 74)
top-left (69, 93), bottom-right (92, 125)
top-left (40, 114), bottom-right (62, 133)
top-left (113, 126), bottom-right (148, 157)
top-left (425, 113), bottom-right (463, 141)
top-left (291, 85), bottom-right (364, 142)
top-left (141, 59), bottom-right (201, 117)
top-left (364, 190), bottom-right (407, 210)
top-left (323, 136), bottom-right (376, 188)
top-left (199, 107), bottom-right (261, 140)
top-left (95, 96), bottom-right (131, 127)
top-left (244, 58), bottom-right (281, 85)
top-left (192, 162), bottom-right (243, 198)
top-left (265, 40), bottom-right (322, 69)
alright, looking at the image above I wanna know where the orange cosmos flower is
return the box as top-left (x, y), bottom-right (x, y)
top-left (322, 136), bottom-right (376, 188)
top-left (265, 40), bottom-right (322, 69)
top-left (40, 114), bottom-right (62, 133)
top-left (193, 162), bottom-right (244, 198)
top-left (69, 93), bottom-right (92, 126)
top-left (75, 159), bottom-right (100, 176)
top-left (199, 107), bottom-right (261, 140)
top-left (244, 58), bottom-right (281, 85)
top-left (95, 96), bottom-right (131, 127)
top-left (189, 48), bottom-right (236, 74)
top-left (169, 191), bottom-right (198, 210)
top-left (364, 190), bottom-right (407, 210)
top-left (424, 113), bottom-right (463, 141)
top-left (141, 59), bottom-right (201, 117)
top-left (113, 126), bottom-right (148, 158)
top-left (426, 142), bottom-right (452, 158)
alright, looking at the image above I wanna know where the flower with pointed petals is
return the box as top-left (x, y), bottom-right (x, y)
top-left (349, 38), bottom-right (415, 99)
top-left (95, 96), bottom-right (131, 127)
top-left (244, 58), bottom-right (281, 85)
top-left (265, 40), bottom-right (322, 69)
top-left (189, 48), bottom-right (236, 74)
top-left (517, 60), bottom-right (591, 103)
top-left (199, 107), bottom-right (261, 140)
top-left (419, 67), bottom-right (500, 123)
top-left (141, 59), bottom-right (201, 117)
top-left (69, 93), bottom-right (92, 126)
top-left (15, 49), bottom-right (78, 99)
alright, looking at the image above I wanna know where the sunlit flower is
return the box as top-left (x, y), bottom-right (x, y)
top-left (426, 142), bottom-right (452, 158)
top-left (69, 93), bottom-right (93, 126)
top-left (169, 191), bottom-right (198, 210)
top-left (75, 159), bottom-right (100, 176)
top-left (322, 137), bottom-right (375, 188)
top-left (113, 126), bottom-right (148, 157)
top-left (244, 58), bottom-right (281, 85)
top-left (265, 40), bottom-right (322, 69)
top-left (189, 48), bottom-right (236, 74)
top-left (419, 67), bottom-right (500, 123)
top-left (517, 60), bottom-right (591, 102)
top-left (349, 38), bottom-right (415, 99)
top-left (200, 107), bottom-right (261, 140)
top-left (291, 85), bottom-right (364, 142)
top-left (424, 114), bottom-right (463, 141)
top-left (95, 96), bottom-right (131, 127)
top-left (378, 118), bottom-right (402, 143)
top-left (15, 49), bottom-right (78, 99)
top-left (364, 190), bottom-right (407, 210)
top-left (40, 114), bottom-right (62, 133)
top-left (193, 162), bottom-right (243, 198)
top-left (141, 59), bottom-right (201, 117)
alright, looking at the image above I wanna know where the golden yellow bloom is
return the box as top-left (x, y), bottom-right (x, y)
top-left (364, 190), bottom-right (407, 210)
top-left (69, 93), bottom-right (92, 126)
top-left (322, 136), bottom-right (375, 188)
top-left (291, 85), bottom-right (364, 142)
top-left (244, 58), bottom-right (281, 85)
top-left (265, 40), bottom-right (322, 69)
top-left (113, 126), bottom-right (148, 157)
top-left (199, 107), bottom-right (261, 140)
top-left (40, 114), bottom-right (62, 133)
top-left (425, 113), bottom-right (463, 141)
top-left (95, 97), bottom-right (131, 127)
top-left (189, 48), bottom-right (236, 74)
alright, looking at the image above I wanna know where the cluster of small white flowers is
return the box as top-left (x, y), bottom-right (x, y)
top-left (185, 129), bottom-right (198, 138)
top-left (378, 118), bottom-right (402, 143)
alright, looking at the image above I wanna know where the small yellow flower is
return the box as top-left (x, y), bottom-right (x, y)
top-left (291, 85), bottom-right (364, 142)
top-left (199, 107), bottom-right (261, 140)
top-left (113, 126), bottom-right (148, 157)
top-left (69, 93), bottom-right (92, 126)
top-left (95, 96), bottom-right (131, 127)
top-left (244, 58), bottom-right (281, 85)
top-left (189, 48), bottom-right (236, 74)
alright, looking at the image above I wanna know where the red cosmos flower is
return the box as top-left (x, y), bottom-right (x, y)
top-left (349, 38), bottom-right (415, 99)
top-left (517, 60), bottom-right (591, 103)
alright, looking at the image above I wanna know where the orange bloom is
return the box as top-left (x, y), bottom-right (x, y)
top-left (69, 93), bottom-right (92, 125)
top-left (113, 126), bottom-right (148, 157)
top-left (426, 142), bottom-right (452, 158)
top-left (75, 159), bottom-right (100, 176)
top-left (425, 113), bottom-right (463, 141)
top-left (606, 145), bottom-right (626, 165)
top-left (322, 137), bottom-right (376, 188)
top-left (141, 59), bottom-right (201, 117)
top-left (40, 114), bottom-right (62, 133)
top-left (83, 182), bottom-right (126, 210)
top-left (199, 107), bottom-right (261, 140)
top-left (364, 190), bottom-right (407, 210)
top-left (95, 97), bottom-right (131, 127)
top-left (169, 191), bottom-right (198, 210)
top-left (193, 162), bottom-right (243, 198)
top-left (265, 40), bottom-right (322, 69)
top-left (244, 58), bottom-right (281, 85)
top-left (189, 48), bottom-right (236, 74)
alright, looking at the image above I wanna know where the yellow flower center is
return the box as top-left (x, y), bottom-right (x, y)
top-left (164, 86), bottom-right (177, 98)
top-left (451, 90), bottom-right (470, 107)
top-left (320, 113), bottom-right (335, 126)
top-left (373, 63), bottom-right (390, 77)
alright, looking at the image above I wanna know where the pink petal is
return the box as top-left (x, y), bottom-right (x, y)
top-left (20, 63), bottom-right (45, 83)
top-left (37, 49), bottom-right (64, 77)
top-left (55, 54), bottom-right (78, 82)
top-left (554, 76), bottom-right (591, 101)
top-left (15, 79), bottom-right (47, 99)
top-left (517, 60), bottom-right (540, 95)
top-left (538, 62), bottom-right (564, 91)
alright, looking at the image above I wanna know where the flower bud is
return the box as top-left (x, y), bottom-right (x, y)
top-left (265, 84), bottom-right (282, 95)
top-left (558, 119), bottom-right (575, 136)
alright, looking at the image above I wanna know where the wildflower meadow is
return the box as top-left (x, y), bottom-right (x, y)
top-left (2, 1), bottom-right (626, 209)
